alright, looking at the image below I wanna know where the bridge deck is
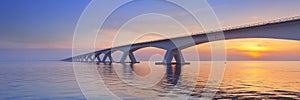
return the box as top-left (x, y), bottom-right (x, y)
top-left (101, 16), bottom-right (300, 51)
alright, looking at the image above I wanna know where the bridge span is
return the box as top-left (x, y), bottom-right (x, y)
top-left (63, 16), bottom-right (300, 64)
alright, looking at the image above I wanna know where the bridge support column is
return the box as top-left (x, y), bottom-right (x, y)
top-left (81, 56), bottom-right (85, 62)
top-left (91, 54), bottom-right (96, 62)
top-left (163, 49), bottom-right (185, 64)
top-left (75, 57), bottom-right (79, 62)
top-left (94, 53), bottom-right (103, 64)
top-left (81, 56), bottom-right (84, 62)
top-left (102, 53), bottom-right (113, 63)
top-left (76, 57), bottom-right (79, 62)
top-left (80, 56), bottom-right (84, 62)
top-left (93, 53), bottom-right (100, 62)
top-left (87, 54), bottom-right (93, 62)
top-left (72, 57), bottom-right (76, 62)
top-left (84, 55), bottom-right (89, 62)
top-left (128, 52), bottom-right (137, 63)
top-left (120, 51), bottom-right (138, 63)
top-left (96, 56), bottom-right (102, 62)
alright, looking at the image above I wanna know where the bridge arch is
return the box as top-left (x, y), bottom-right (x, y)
top-left (131, 46), bottom-right (167, 62)
top-left (110, 50), bottom-right (125, 62)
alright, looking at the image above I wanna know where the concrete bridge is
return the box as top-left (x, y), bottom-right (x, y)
top-left (63, 16), bottom-right (300, 64)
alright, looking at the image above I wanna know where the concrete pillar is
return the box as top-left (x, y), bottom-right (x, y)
top-left (87, 54), bottom-right (92, 62)
top-left (94, 53), bottom-right (102, 64)
top-left (120, 52), bottom-right (128, 63)
top-left (90, 54), bottom-right (96, 62)
top-left (84, 55), bottom-right (89, 62)
top-left (128, 52), bottom-right (137, 63)
top-left (120, 51), bottom-right (137, 63)
top-left (103, 53), bottom-right (113, 63)
top-left (83, 56), bottom-right (86, 62)
top-left (80, 56), bottom-right (84, 62)
top-left (163, 49), bottom-right (185, 64)
top-left (108, 54), bottom-right (113, 62)
top-left (72, 57), bottom-right (76, 62)
top-left (96, 56), bottom-right (101, 62)
top-left (91, 54), bottom-right (96, 62)
top-left (74, 57), bottom-right (77, 62)
top-left (79, 56), bottom-right (83, 62)
top-left (75, 57), bottom-right (79, 62)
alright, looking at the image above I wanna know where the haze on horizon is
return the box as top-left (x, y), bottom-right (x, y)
top-left (0, 0), bottom-right (300, 61)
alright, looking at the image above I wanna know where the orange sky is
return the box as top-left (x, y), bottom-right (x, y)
top-left (193, 38), bottom-right (300, 61)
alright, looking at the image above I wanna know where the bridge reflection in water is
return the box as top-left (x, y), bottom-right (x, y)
top-left (82, 61), bottom-right (300, 99)
top-left (99, 63), bottom-right (183, 86)
top-left (166, 64), bottom-right (181, 85)
top-left (96, 62), bottom-right (197, 99)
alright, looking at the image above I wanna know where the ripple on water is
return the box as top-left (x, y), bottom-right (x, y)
top-left (2, 61), bottom-right (299, 100)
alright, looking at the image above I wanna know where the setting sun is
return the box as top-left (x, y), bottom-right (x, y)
top-left (238, 43), bottom-right (270, 58)
top-left (221, 38), bottom-right (300, 60)
top-left (246, 52), bottom-right (262, 58)
top-left (195, 38), bottom-right (300, 60)
top-left (239, 44), bottom-right (270, 51)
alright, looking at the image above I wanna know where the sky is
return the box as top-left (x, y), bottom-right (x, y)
top-left (0, 0), bottom-right (300, 61)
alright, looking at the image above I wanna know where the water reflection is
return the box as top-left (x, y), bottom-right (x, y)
top-left (96, 63), bottom-right (196, 99)
top-left (0, 62), bottom-right (85, 100)
top-left (94, 61), bottom-right (300, 100)
top-left (166, 64), bottom-right (181, 85)
top-left (2, 61), bottom-right (299, 99)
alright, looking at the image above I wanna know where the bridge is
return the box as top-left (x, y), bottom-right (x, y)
top-left (63, 16), bottom-right (300, 64)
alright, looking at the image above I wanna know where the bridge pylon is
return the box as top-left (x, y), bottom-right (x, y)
top-left (120, 51), bottom-right (138, 63)
top-left (163, 49), bottom-right (185, 64)
top-left (102, 52), bottom-right (114, 64)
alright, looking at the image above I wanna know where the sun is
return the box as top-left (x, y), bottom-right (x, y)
top-left (237, 43), bottom-right (270, 58)
top-left (246, 52), bottom-right (262, 58)
top-left (240, 44), bottom-right (269, 51)
top-left (222, 38), bottom-right (300, 60)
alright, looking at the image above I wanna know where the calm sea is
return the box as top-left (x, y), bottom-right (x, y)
top-left (0, 61), bottom-right (299, 100)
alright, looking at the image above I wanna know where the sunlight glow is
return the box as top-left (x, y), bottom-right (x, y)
top-left (246, 52), bottom-right (262, 58)
top-left (237, 43), bottom-right (270, 58)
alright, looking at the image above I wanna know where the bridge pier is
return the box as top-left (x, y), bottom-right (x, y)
top-left (76, 57), bottom-right (79, 62)
top-left (87, 54), bottom-right (93, 62)
top-left (79, 56), bottom-right (84, 62)
top-left (94, 53), bottom-right (102, 63)
top-left (163, 49), bottom-right (185, 64)
top-left (74, 56), bottom-right (79, 62)
top-left (81, 56), bottom-right (84, 62)
top-left (80, 56), bottom-right (85, 62)
top-left (102, 53), bottom-right (114, 63)
top-left (91, 54), bottom-right (96, 62)
top-left (84, 55), bottom-right (89, 62)
top-left (120, 51), bottom-right (138, 63)
top-left (71, 57), bottom-right (76, 62)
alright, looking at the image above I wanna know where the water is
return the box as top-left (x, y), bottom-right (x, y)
top-left (0, 62), bottom-right (85, 100)
top-left (0, 61), bottom-right (299, 100)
